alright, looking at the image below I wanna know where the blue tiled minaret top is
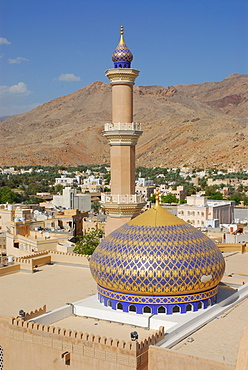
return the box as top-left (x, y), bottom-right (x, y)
top-left (112, 26), bottom-right (133, 68)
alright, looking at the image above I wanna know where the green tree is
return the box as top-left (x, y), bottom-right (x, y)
top-left (92, 201), bottom-right (100, 213)
top-left (180, 199), bottom-right (187, 204)
top-left (161, 193), bottom-right (179, 204)
top-left (208, 192), bottom-right (223, 200)
top-left (73, 228), bottom-right (104, 255)
top-left (55, 184), bottom-right (64, 194)
top-left (205, 186), bottom-right (223, 200)
top-left (148, 194), bottom-right (156, 203)
top-left (0, 187), bottom-right (23, 204)
top-left (228, 194), bottom-right (241, 205)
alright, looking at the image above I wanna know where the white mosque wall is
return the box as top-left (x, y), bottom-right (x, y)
top-left (30, 304), bottom-right (72, 325)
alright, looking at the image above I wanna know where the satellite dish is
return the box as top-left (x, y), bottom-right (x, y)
top-left (44, 232), bottom-right (50, 238)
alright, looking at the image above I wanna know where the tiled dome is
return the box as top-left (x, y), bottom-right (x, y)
top-left (112, 26), bottom-right (133, 68)
top-left (90, 201), bottom-right (225, 315)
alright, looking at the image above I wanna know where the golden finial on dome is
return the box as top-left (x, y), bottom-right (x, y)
top-left (119, 25), bottom-right (125, 45)
top-left (155, 188), bottom-right (160, 206)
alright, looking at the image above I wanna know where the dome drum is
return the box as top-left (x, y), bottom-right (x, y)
top-left (97, 285), bottom-right (217, 315)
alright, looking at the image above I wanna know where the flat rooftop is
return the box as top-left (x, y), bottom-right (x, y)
top-left (171, 296), bottom-right (248, 365)
top-left (54, 315), bottom-right (156, 342)
top-left (0, 264), bottom-right (97, 317)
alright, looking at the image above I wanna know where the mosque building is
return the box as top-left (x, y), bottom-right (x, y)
top-left (1, 26), bottom-right (248, 370)
top-left (90, 27), bottom-right (225, 315)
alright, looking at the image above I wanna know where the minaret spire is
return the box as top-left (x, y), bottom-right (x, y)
top-left (119, 25), bottom-right (125, 45)
top-left (112, 25), bottom-right (133, 68)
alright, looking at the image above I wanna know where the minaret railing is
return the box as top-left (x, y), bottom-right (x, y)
top-left (104, 122), bottom-right (141, 131)
top-left (101, 193), bottom-right (145, 204)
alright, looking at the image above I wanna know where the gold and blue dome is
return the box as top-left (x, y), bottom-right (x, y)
top-left (112, 26), bottom-right (133, 68)
top-left (90, 201), bottom-right (225, 315)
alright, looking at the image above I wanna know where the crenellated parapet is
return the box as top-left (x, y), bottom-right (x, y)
top-left (9, 316), bottom-right (164, 350)
top-left (16, 305), bottom-right (47, 321)
top-left (15, 250), bottom-right (49, 262)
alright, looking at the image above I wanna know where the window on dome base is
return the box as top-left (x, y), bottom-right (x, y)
top-left (143, 306), bottom-right (151, 313)
top-left (158, 306), bottom-right (166, 314)
top-left (117, 302), bottom-right (123, 310)
top-left (107, 300), bottom-right (112, 307)
top-left (198, 301), bottom-right (203, 309)
top-left (129, 305), bottom-right (136, 312)
top-left (186, 304), bottom-right (193, 312)
top-left (173, 305), bottom-right (180, 313)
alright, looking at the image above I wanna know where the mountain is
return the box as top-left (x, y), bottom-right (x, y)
top-left (0, 116), bottom-right (11, 122)
top-left (1, 74), bottom-right (248, 169)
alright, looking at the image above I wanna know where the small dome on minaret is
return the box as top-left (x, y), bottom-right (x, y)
top-left (112, 26), bottom-right (133, 68)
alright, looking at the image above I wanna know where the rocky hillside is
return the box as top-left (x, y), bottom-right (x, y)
top-left (1, 73), bottom-right (247, 169)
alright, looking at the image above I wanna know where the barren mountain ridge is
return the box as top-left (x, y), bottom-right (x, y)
top-left (1, 73), bottom-right (247, 169)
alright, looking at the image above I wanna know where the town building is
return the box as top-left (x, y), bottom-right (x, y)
top-left (55, 174), bottom-right (81, 187)
top-left (80, 175), bottom-right (104, 193)
top-left (177, 195), bottom-right (234, 228)
top-left (159, 185), bottom-right (186, 201)
top-left (53, 187), bottom-right (91, 212)
top-left (0, 203), bottom-right (87, 256)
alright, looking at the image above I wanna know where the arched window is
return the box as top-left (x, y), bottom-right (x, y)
top-left (207, 299), bottom-right (211, 306)
top-left (129, 305), bottom-right (136, 312)
top-left (143, 306), bottom-right (151, 313)
top-left (158, 306), bottom-right (165, 314)
top-left (198, 301), bottom-right (203, 309)
top-left (107, 300), bottom-right (112, 307)
top-left (117, 302), bottom-right (123, 310)
top-left (173, 305), bottom-right (180, 313)
top-left (186, 304), bottom-right (192, 312)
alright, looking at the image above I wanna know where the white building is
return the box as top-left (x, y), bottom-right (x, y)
top-left (136, 177), bottom-right (154, 187)
top-left (53, 187), bottom-right (91, 212)
top-left (177, 195), bottom-right (234, 228)
top-left (55, 175), bottom-right (81, 187)
top-left (83, 175), bottom-right (102, 186)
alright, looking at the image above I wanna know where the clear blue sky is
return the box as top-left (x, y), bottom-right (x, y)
top-left (0, 0), bottom-right (247, 116)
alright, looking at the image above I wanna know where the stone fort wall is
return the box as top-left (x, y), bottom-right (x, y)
top-left (0, 309), bottom-right (164, 370)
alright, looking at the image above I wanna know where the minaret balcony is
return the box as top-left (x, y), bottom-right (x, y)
top-left (101, 193), bottom-right (146, 218)
top-left (101, 193), bottom-right (145, 204)
top-left (103, 123), bottom-right (142, 145)
top-left (104, 122), bottom-right (141, 131)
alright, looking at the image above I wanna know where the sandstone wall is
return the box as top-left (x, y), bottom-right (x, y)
top-left (148, 346), bottom-right (235, 370)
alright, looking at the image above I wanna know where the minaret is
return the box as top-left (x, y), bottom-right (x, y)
top-left (102, 26), bottom-right (145, 235)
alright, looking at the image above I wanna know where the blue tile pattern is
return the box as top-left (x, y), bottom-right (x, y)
top-left (112, 45), bottom-right (133, 62)
top-left (90, 223), bottom-right (225, 296)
